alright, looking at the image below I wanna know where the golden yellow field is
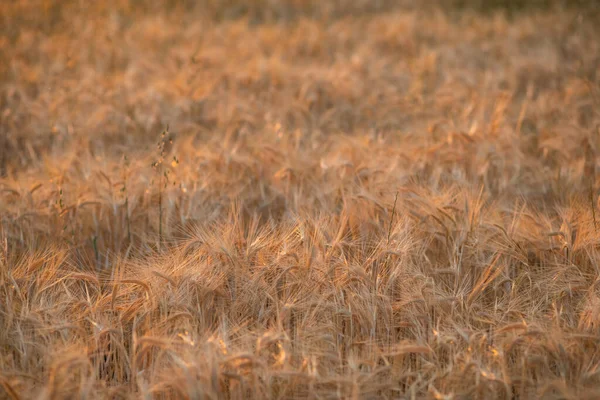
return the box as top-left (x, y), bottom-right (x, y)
top-left (1, 1), bottom-right (600, 398)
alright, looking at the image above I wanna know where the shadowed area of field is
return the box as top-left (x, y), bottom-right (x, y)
top-left (1, 1), bottom-right (600, 399)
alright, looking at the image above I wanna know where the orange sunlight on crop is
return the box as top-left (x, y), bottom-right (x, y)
top-left (1, 0), bottom-right (600, 399)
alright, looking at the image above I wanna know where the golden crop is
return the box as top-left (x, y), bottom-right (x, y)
top-left (1, 1), bottom-right (599, 398)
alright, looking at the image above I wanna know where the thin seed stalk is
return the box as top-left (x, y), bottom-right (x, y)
top-left (158, 171), bottom-right (163, 250)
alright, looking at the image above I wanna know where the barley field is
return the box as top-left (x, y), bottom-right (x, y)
top-left (1, 1), bottom-right (600, 399)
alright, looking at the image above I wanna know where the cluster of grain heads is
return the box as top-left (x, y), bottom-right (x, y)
top-left (0, 0), bottom-right (599, 398)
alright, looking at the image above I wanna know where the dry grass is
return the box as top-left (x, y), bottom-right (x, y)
top-left (1, 0), bottom-right (600, 399)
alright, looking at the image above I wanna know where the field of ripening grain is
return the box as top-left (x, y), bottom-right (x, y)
top-left (1, 0), bottom-right (600, 398)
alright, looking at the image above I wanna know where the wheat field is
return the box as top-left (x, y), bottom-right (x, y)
top-left (1, 1), bottom-right (600, 399)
